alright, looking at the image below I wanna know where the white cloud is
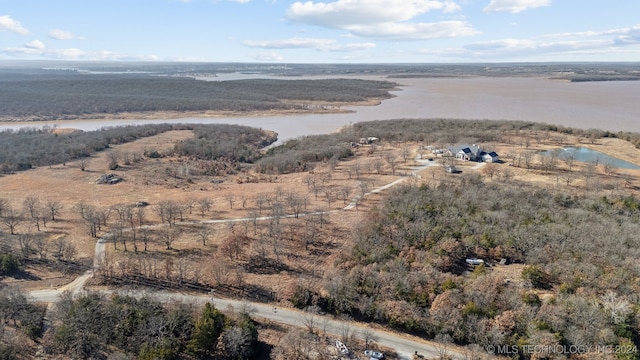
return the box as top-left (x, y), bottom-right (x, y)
top-left (1, 45), bottom-right (161, 61)
top-left (247, 51), bottom-right (285, 61)
top-left (24, 40), bottom-right (45, 49)
top-left (349, 20), bottom-right (478, 40)
top-left (245, 37), bottom-right (335, 48)
top-left (483, 0), bottom-right (550, 13)
top-left (288, 0), bottom-right (457, 26)
top-left (48, 29), bottom-right (82, 40)
top-left (244, 37), bottom-right (376, 51)
top-left (0, 15), bottom-right (29, 35)
top-left (1, 46), bottom-right (86, 58)
top-left (286, 0), bottom-right (475, 40)
top-left (457, 24), bottom-right (640, 60)
top-left (178, 0), bottom-right (250, 2)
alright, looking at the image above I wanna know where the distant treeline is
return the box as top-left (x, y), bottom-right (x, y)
top-left (0, 74), bottom-right (396, 120)
top-left (4, 118), bottom-right (640, 175)
top-left (349, 118), bottom-right (640, 149)
top-left (0, 123), bottom-right (276, 173)
top-left (256, 118), bottom-right (640, 174)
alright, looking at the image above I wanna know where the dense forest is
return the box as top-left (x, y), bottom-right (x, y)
top-left (304, 179), bottom-right (640, 356)
top-left (0, 123), bottom-right (277, 173)
top-left (0, 74), bottom-right (396, 120)
top-left (0, 289), bottom-right (259, 360)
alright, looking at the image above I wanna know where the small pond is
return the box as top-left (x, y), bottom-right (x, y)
top-left (539, 147), bottom-right (640, 170)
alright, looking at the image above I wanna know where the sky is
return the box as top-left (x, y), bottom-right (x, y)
top-left (1, 0), bottom-right (639, 63)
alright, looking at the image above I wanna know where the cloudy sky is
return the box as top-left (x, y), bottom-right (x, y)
top-left (1, 0), bottom-right (639, 63)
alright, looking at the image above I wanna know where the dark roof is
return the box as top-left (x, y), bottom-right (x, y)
top-left (448, 144), bottom-right (482, 154)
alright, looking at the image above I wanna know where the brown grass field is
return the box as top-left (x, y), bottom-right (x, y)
top-left (2, 127), bottom-right (640, 300)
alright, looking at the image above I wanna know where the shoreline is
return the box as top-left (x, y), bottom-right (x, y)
top-left (0, 98), bottom-right (386, 124)
top-left (0, 108), bottom-right (354, 123)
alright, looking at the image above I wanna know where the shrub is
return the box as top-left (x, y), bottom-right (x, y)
top-left (0, 254), bottom-right (20, 274)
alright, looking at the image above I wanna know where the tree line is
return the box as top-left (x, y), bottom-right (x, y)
top-left (0, 74), bottom-right (396, 120)
top-left (0, 123), bottom-right (277, 174)
top-left (0, 288), bottom-right (259, 360)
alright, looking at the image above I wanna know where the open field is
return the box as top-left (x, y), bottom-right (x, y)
top-left (4, 120), bottom-right (640, 359)
top-left (2, 124), bottom-right (640, 294)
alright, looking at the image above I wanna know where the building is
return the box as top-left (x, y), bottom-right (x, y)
top-left (446, 144), bottom-right (483, 161)
top-left (482, 151), bottom-right (500, 163)
top-left (446, 144), bottom-right (499, 163)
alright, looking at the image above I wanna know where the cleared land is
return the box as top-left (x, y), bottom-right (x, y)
top-left (3, 119), bottom-right (640, 359)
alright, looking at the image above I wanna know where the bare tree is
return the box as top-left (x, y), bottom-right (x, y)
top-left (155, 200), bottom-right (179, 227)
top-left (140, 227), bottom-right (151, 252)
top-left (220, 232), bottom-right (249, 260)
top-left (74, 202), bottom-right (100, 237)
top-left (301, 305), bottom-right (321, 334)
top-left (358, 179), bottom-right (373, 198)
top-left (287, 191), bottom-right (304, 218)
top-left (339, 314), bottom-right (353, 344)
top-left (197, 224), bottom-right (213, 246)
top-left (539, 150), bottom-right (559, 174)
top-left (224, 193), bottom-right (235, 209)
top-left (372, 157), bottom-right (384, 174)
top-left (33, 234), bottom-right (47, 259)
top-left (385, 152), bottom-right (398, 175)
top-left (481, 163), bottom-right (501, 181)
top-left (434, 333), bottom-right (453, 360)
top-left (159, 227), bottom-right (181, 250)
top-left (562, 171), bottom-right (574, 187)
top-left (45, 199), bottom-right (63, 221)
top-left (522, 150), bottom-right (535, 169)
top-left (23, 196), bottom-right (43, 231)
top-left (107, 151), bottom-right (119, 170)
top-left (0, 198), bottom-right (8, 217)
top-left (78, 157), bottom-right (89, 171)
top-left (2, 207), bottom-right (22, 235)
top-left (338, 185), bottom-right (352, 205)
top-left (212, 262), bottom-right (230, 286)
top-left (361, 327), bottom-right (378, 350)
top-left (401, 146), bottom-right (411, 163)
top-left (254, 193), bottom-right (268, 214)
top-left (324, 190), bottom-right (334, 210)
top-left (52, 237), bottom-right (76, 261)
top-left (602, 160), bottom-right (616, 176)
top-left (111, 204), bottom-right (133, 250)
top-left (304, 174), bottom-right (316, 192)
top-left (562, 150), bottom-right (576, 171)
top-left (198, 198), bottom-right (213, 218)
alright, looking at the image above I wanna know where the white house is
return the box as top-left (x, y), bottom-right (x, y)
top-left (446, 144), bottom-right (483, 161)
top-left (482, 151), bottom-right (500, 163)
top-left (447, 144), bottom-right (499, 163)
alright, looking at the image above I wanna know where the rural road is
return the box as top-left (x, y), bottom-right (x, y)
top-left (26, 156), bottom-right (486, 360)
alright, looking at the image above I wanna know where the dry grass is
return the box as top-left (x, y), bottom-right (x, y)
top-left (3, 128), bottom-right (640, 300)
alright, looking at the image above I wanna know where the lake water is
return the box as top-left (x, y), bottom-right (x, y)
top-left (540, 147), bottom-right (640, 170)
top-left (1, 76), bottom-right (640, 144)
